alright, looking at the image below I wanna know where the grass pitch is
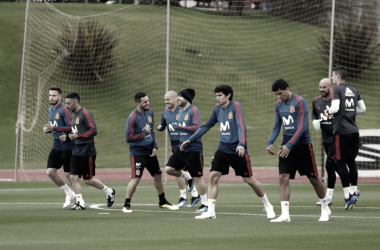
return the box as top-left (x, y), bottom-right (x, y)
top-left (1, 181), bottom-right (379, 250)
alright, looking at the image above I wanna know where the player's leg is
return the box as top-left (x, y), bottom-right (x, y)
top-left (176, 177), bottom-right (188, 208)
top-left (46, 149), bottom-right (75, 208)
top-left (68, 155), bottom-right (86, 210)
top-left (335, 134), bottom-right (358, 210)
top-left (165, 150), bottom-right (194, 191)
top-left (123, 155), bottom-right (144, 213)
top-left (184, 152), bottom-right (208, 213)
top-left (316, 142), bottom-right (336, 206)
top-left (195, 150), bottom-right (224, 219)
top-left (195, 170), bottom-right (220, 220)
top-left (81, 155), bottom-right (115, 207)
top-left (270, 173), bottom-right (291, 222)
top-left (147, 155), bottom-right (178, 211)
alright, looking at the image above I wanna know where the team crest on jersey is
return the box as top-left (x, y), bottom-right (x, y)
top-left (228, 111), bottom-right (233, 119)
top-left (55, 113), bottom-right (60, 119)
top-left (289, 105), bottom-right (295, 113)
top-left (75, 117), bottom-right (80, 124)
top-left (184, 114), bottom-right (189, 121)
top-left (176, 114), bottom-right (179, 120)
top-left (147, 115), bottom-right (152, 123)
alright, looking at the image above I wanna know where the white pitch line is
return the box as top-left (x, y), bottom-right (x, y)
top-left (88, 204), bottom-right (380, 219)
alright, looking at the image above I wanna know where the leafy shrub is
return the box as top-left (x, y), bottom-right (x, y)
top-left (316, 16), bottom-right (380, 79)
top-left (54, 20), bottom-right (118, 83)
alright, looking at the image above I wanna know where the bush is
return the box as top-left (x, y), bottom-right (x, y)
top-left (316, 16), bottom-right (380, 79)
top-left (54, 20), bottom-right (118, 83)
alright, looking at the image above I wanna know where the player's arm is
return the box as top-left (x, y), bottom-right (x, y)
top-left (286, 98), bottom-right (308, 149)
top-left (178, 108), bottom-right (201, 132)
top-left (55, 108), bottom-right (72, 133)
top-left (125, 115), bottom-right (149, 143)
top-left (77, 110), bottom-right (97, 139)
top-left (234, 103), bottom-right (246, 148)
top-left (266, 104), bottom-right (282, 152)
top-left (311, 101), bottom-right (321, 131)
top-left (181, 107), bottom-right (217, 151)
top-left (151, 113), bottom-right (158, 150)
top-left (156, 113), bottom-right (167, 131)
top-left (326, 87), bottom-right (339, 115)
top-left (327, 99), bottom-right (339, 115)
top-left (356, 98), bottom-right (366, 114)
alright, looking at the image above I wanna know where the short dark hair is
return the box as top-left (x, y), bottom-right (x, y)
top-left (214, 85), bottom-right (233, 101)
top-left (134, 92), bottom-right (147, 103)
top-left (332, 65), bottom-right (348, 80)
top-left (49, 86), bottom-right (62, 95)
top-left (271, 79), bottom-right (289, 92)
top-left (65, 92), bottom-right (80, 103)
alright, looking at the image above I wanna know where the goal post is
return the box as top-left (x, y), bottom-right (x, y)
top-left (13, 0), bottom-right (380, 182)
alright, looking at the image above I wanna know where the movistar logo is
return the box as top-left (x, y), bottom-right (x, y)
top-left (168, 123), bottom-right (175, 132)
top-left (282, 115), bottom-right (294, 125)
top-left (220, 121), bottom-right (230, 131)
top-left (136, 162), bottom-right (141, 168)
top-left (345, 98), bottom-right (354, 107)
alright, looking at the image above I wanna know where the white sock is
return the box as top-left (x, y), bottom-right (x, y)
top-left (200, 193), bottom-right (208, 206)
top-left (343, 187), bottom-right (350, 199)
top-left (102, 186), bottom-right (112, 196)
top-left (180, 170), bottom-right (192, 181)
top-left (76, 194), bottom-right (85, 205)
top-left (191, 187), bottom-right (199, 197)
top-left (180, 189), bottom-right (186, 199)
top-left (59, 184), bottom-right (72, 196)
top-left (208, 199), bottom-right (216, 214)
top-left (259, 193), bottom-right (271, 208)
top-left (281, 201), bottom-right (290, 217)
top-left (326, 188), bottom-right (334, 199)
top-left (350, 185), bottom-right (358, 195)
top-left (319, 198), bottom-right (328, 210)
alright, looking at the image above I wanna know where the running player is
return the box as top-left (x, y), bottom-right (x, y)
top-left (181, 85), bottom-right (275, 220)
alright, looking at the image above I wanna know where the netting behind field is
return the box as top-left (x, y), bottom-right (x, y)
top-left (15, 0), bottom-right (380, 181)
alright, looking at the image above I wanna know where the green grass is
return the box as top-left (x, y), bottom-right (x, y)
top-left (1, 181), bottom-right (379, 249)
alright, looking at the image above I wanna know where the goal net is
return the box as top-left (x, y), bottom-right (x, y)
top-left (15, 0), bottom-right (380, 181)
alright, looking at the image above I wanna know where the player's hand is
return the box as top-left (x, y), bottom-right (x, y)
top-left (278, 145), bottom-right (291, 158)
top-left (180, 140), bottom-right (190, 151)
top-left (150, 148), bottom-right (157, 157)
top-left (144, 123), bottom-right (151, 134)
top-left (59, 133), bottom-right (67, 142)
top-left (323, 106), bottom-right (333, 119)
top-left (312, 119), bottom-right (322, 131)
top-left (69, 132), bottom-right (78, 140)
top-left (43, 121), bottom-right (54, 133)
top-left (236, 146), bottom-right (245, 157)
top-left (266, 145), bottom-right (275, 155)
top-left (156, 124), bottom-right (162, 131)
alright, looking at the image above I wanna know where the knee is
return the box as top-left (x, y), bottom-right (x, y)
top-left (165, 166), bottom-right (174, 175)
top-left (46, 169), bottom-right (55, 178)
top-left (83, 179), bottom-right (92, 185)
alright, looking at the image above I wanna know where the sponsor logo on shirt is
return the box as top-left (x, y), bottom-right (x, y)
top-left (220, 121), bottom-right (231, 135)
top-left (345, 87), bottom-right (355, 97)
